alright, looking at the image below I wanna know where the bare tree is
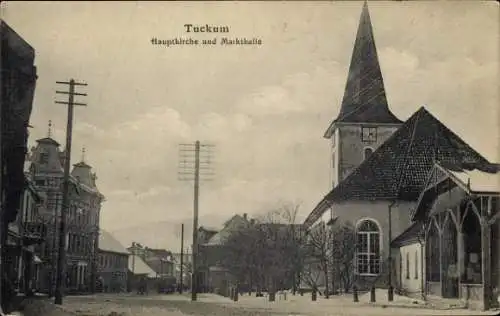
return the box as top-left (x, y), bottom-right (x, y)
top-left (222, 201), bottom-right (305, 298)
top-left (304, 221), bottom-right (331, 298)
top-left (330, 221), bottom-right (355, 294)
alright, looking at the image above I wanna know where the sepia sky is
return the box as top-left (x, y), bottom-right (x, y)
top-left (2, 1), bottom-right (499, 235)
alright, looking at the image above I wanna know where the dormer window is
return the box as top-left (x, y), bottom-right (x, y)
top-left (39, 152), bottom-right (49, 164)
top-left (362, 127), bottom-right (377, 143)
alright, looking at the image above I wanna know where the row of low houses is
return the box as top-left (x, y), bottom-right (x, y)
top-left (302, 1), bottom-right (499, 311)
top-left (98, 236), bottom-right (191, 293)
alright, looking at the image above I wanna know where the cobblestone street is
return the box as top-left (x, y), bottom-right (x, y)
top-left (16, 293), bottom-right (500, 316)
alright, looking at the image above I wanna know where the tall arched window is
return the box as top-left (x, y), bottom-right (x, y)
top-left (356, 219), bottom-right (381, 275)
top-left (364, 147), bottom-right (374, 160)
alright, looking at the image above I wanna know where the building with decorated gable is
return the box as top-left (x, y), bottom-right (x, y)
top-left (397, 161), bottom-right (500, 310)
top-left (25, 126), bottom-right (104, 294)
top-left (303, 1), bottom-right (493, 296)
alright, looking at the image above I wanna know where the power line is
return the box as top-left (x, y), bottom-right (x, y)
top-left (178, 141), bottom-right (215, 301)
top-left (54, 79), bottom-right (87, 305)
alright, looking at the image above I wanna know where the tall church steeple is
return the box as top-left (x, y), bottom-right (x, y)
top-left (327, 1), bottom-right (403, 188)
top-left (324, 1), bottom-right (402, 139)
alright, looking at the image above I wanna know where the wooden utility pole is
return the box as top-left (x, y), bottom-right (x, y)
top-left (178, 141), bottom-right (215, 302)
top-left (191, 140), bottom-right (200, 301)
top-left (179, 223), bottom-right (184, 294)
top-left (54, 79), bottom-right (87, 305)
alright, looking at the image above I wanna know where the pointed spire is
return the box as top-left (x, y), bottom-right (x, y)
top-left (48, 120), bottom-right (52, 137)
top-left (324, 1), bottom-right (402, 137)
top-left (81, 146), bottom-right (86, 162)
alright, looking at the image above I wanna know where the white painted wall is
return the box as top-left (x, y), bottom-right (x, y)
top-left (331, 200), bottom-right (416, 254)
top-left (398, 242), bottom-right (424, 297)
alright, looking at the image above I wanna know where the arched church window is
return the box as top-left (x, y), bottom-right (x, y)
top-left (364, 147), bottom-right (373, 160)
top-left (356, 219), bottom-right (381, 275)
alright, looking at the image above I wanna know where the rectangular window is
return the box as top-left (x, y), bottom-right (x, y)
top-left (39, 152), bottom-right (49, 164)
top-left (414, 250), bottom-right (419, 279)
top-left (406, 252), bottom-right (410, 279)
top-left (357, 232), bottom-right (380, 275)
top-left (361, 127), bottom-right (377, 143)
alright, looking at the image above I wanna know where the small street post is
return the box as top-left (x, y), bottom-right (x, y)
top-left (180, 223), bottom-right (184, 294)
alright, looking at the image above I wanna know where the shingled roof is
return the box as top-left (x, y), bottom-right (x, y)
top-left (305, 106), bottom-right (490, 227)
top-left (324, 1), bottom-right (402, 138)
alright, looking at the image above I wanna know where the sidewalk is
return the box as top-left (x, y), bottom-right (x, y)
top-left (212, 290), bottom-right (499, 315)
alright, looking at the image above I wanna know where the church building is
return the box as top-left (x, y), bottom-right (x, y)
top-left (303, 0), bottom-right (495, 298)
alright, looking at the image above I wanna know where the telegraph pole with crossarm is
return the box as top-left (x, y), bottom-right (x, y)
top-left (54, 79), bottom-right (87, 305)
top-left (178, 141), bottom-right (215, 302)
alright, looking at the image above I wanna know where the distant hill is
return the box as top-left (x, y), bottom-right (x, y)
top-left (108, 214), bottom-right (229, 253)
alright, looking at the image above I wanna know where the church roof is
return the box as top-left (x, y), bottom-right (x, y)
top-left (324, 1), bottom-right (402, 138)
top-left (305, 106), bottom-right (490, 227)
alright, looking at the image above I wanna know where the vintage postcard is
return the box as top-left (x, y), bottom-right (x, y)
top-left (0, 1), bottom-right (498, 315)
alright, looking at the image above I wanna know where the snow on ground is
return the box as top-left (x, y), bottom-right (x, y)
top-left (13, 292), bottom-right (500, 316)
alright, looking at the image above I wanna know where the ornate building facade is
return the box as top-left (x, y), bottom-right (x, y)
top-left (26, 128), bottom-right (104, 294)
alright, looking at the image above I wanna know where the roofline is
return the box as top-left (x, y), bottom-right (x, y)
top-left (1, 21), bottom-right (35, 61)
top-left (391, 237), bottom-right (423, 248)
top-left (35, 137), bottom-right (61, 147)
top-left (324, 120), bottom-right (403, 139)
top-left (438, 163), bottom-right (500, 196)
top-left (390, 221), bottom-right (424, 246)
top-left (410, 162), bottom-right (500, 221)
top-left (470, 192), bottom-right (500, 197)
top-left (410, 170), bottom-right (457, 222)
top-left (303, 193), bottom-right (402, 228)
top-left (435, 163), bottom-right (471, 194)
top-left (98, 249), bottom-right (130, 256)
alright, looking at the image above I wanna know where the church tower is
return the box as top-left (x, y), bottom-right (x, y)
top-left (325, 1), bottom-right (403, 188)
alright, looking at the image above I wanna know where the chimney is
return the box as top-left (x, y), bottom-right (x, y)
top-left (243, 213), bottom-right (247, 220)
